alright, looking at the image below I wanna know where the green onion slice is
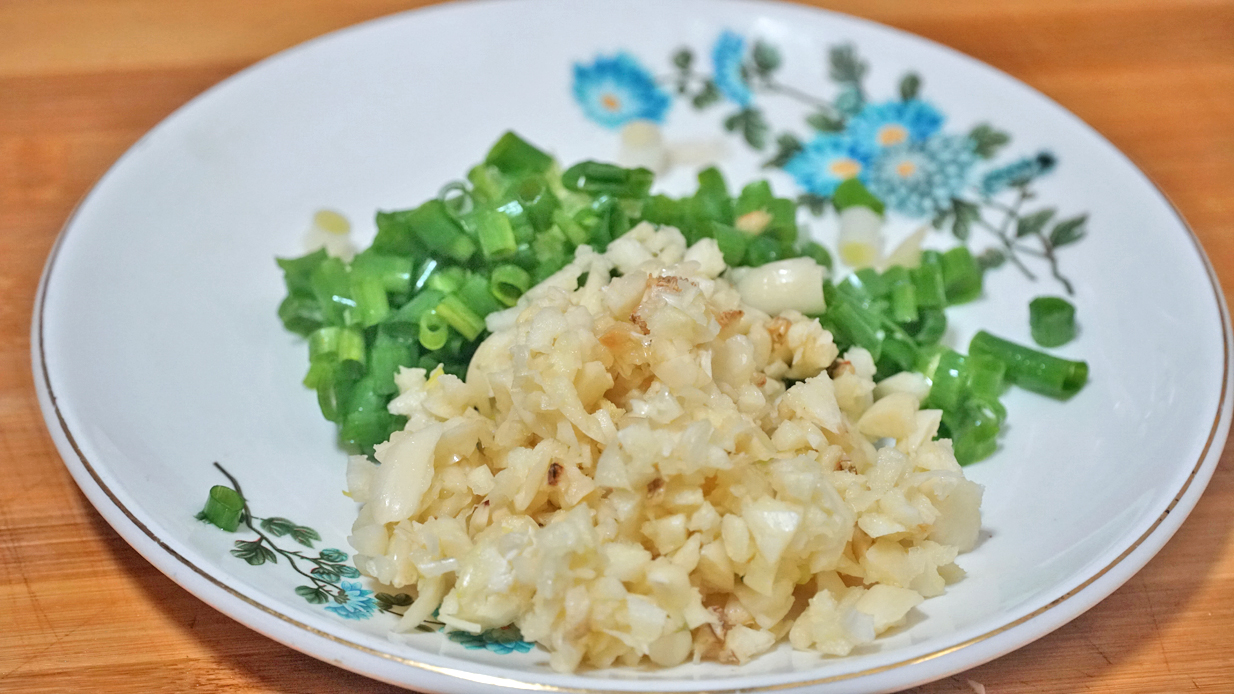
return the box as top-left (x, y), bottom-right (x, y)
top-left (200, 485), bottom-right (244, 532)
top-left (1029, 296), bottom-right (1077, 347)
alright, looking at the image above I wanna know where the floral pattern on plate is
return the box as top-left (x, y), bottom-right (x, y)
top-left (198, 463), bottom-right (536, 652)
top-left (573, 34), bottom-right (1089, 293)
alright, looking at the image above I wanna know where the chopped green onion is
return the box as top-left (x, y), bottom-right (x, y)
top-left (883, 266), bottom-right (917, 323)
top-left (310, 358), bottom-right (359, 423)
top-left (713, 223), bottom-right (749, 266)
top-left (426, 266), bottom-right (466, 295)
top-left (511, 175), bottom-right (559, 232)
top-left (1029, 296), bottom-right (1077, 347)
top-left (853, 267), bottom-right (886, 297)
top-left (438, 181), bottom-right (473, 215)
top-left (372, 210), bottom-right (421, 257)
top-left (765, 198), bottom-right (798, 245)
top-left (276, 249), bottom-right (328, 297)
top-left (909, 308), bottom-right (947, 345)
top-left (878, 336), bottom-right (918, 377)
top-left (587, 197), bottom-right (630, 249)
top-left (412, 257), bottom-right (439, 292)
top-left (641, 195), bottom-right (681, 228)
top-left (735, 180), bottom-right (773, 216)
top-left (407, 199), bottom-right (477, 262)
top-left (350, 251), bottom-right (412, 294)
top-left (552, 208), bottom-right (589, 246)
top-left (308, 326), bottom-right (365, 365)
top-left (531, 226), bottom-right (568, 269)
top-left (468, 207), bottom-right (517, 259)
top-left (745, 235), bottom-right (784, 267)
top-left (277, 294), bottom-right (324, 337)
top-left (966, 353), bottom-right (1007, 398)
top-left (693, 167), bottom-right (733, 225)
top-left (491, 264), bottom-right (531, 306)
top-left (926, 350), bottom-right (967, 412)
top-left (457, 274), bottom-right (503, 317)
top-left (200, 485), bottom-right (244, 532)
top-left (799, 241), bottom-right (833, 271)
top-left (911, 257), bottom-right (946, 309)
top-left (951, 424), bottom-right (999, 465)
top-left (484, 131), bottom-right (554, 175)
top-left (495, 199), bottom-right (535, 243)
top-left (941, 246), bottom-right (983, 305)
top-left (309, 257), bottom-right (355, 325)
top-left (435, 294), bottom-right (486, 341)
top-left (350, 275), bottom-right (389, 327)
top-left (561, 161), bottom-right (654, 198)
top-left (827, 301), bottom-right (884, 360)
top-left (969, 331), bottom-right (1088, 399)
top-left (915, 343), bottom-right (949, 378)
top-left (387, 288), bottom-right (444, 327)
top-left (466, 163), bottom-right (503, 204)
top-left (340, 406), bottom-right (406, 456)
top-left (832, 178), bottom-right (886, 216)
top-left (948, 395), bottom-right (1007, 465)
top-left (418, 309), bottom-right (450, 351)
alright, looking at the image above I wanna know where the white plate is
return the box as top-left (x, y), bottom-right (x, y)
top-left (32, 1), bottom-right (1232, 692)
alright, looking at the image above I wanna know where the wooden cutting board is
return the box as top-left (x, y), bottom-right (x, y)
top-left (3, 1), bottom-right (1233, 692)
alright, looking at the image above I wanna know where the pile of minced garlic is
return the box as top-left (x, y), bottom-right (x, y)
top-left (345, 222), bottom-right (982, 672)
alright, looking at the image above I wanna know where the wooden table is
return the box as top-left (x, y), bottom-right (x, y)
top-left (3, 1), bottom-right (1233, 691)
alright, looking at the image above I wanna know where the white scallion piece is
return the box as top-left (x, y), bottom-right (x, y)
top-left (837, 205), bottom-right (884, 269)
top-left (303, 208), bottom-right (357, 261)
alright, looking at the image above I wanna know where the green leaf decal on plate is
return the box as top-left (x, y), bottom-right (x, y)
top-left (672, 47), bottom-right (692, 70)
top-left (319, 548), bottom-right (349, 563)
top-left (977, 248), bottom-right (1007, 270)
top-left (969, 123), bottom-right (1011, 159)
top-left (952, 199), bottom-right (981, 241)
top-left (260, 516), bottom-right (296, 537)
top-left (828, 44), bottom-right (867, 84)
top-left (1049, 215), bottom-right (1087, 247)
top-left (376, 592), bottom-right (414, 609)
top-left (311, 566), bottom-right (341, 584)
top-left (899, 72), bottom-right (921, 101)
top-left (762, 133), bottom-right (803, 168)
top-left (231, 539), bottom-right (277, 566)
top-left (805, 111), bottom-right (845, 132)
top-left (752, 40), bottom-right (781, 74)
top-left (1016, 208), bottom-right (1057, 238)
top-left (290, 525), bottom-right (321, 548)
top-left (296, 585), bottom-right (330, 605)
top-left (691, 80), bottom-right (720, 109)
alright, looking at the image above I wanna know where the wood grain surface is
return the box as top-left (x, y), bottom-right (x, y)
top-left (3, 1), bottom-right (1233, 692)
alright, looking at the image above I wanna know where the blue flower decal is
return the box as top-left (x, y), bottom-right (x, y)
top-left (573, 53), bottom-right (670, 128)
top-left (867, 136), bottom-right (977, 216)
top-left (447, 625), bottom-right (536, 654)
top-left (979, 151), bottom-right (1057, 195)
top-left (712, 30), bottom-right (752, 106)
top-left (325, 581), bottom-right (378, 620)
top-left (783, 134), bottom-right (869, 196)
top-left (847, 100), bottom-right (944, 159)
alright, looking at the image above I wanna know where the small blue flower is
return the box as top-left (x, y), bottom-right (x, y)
top-left (979, 151), bottom-right (1057, 195)
top-left (712, 30), bottom-right (753, 106)
top-left (325, 581), bottom-right (378, 620)
top-left (866, 136), bottom-right (977, 217)
top-left (847, 100), bottom-right (944, 159)
top-left (573, 53), bottom-right (670, 129)
top-left (447, 626), bottom-right (536, 654)
top-left (783, 134), bottom-right (869, 196)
